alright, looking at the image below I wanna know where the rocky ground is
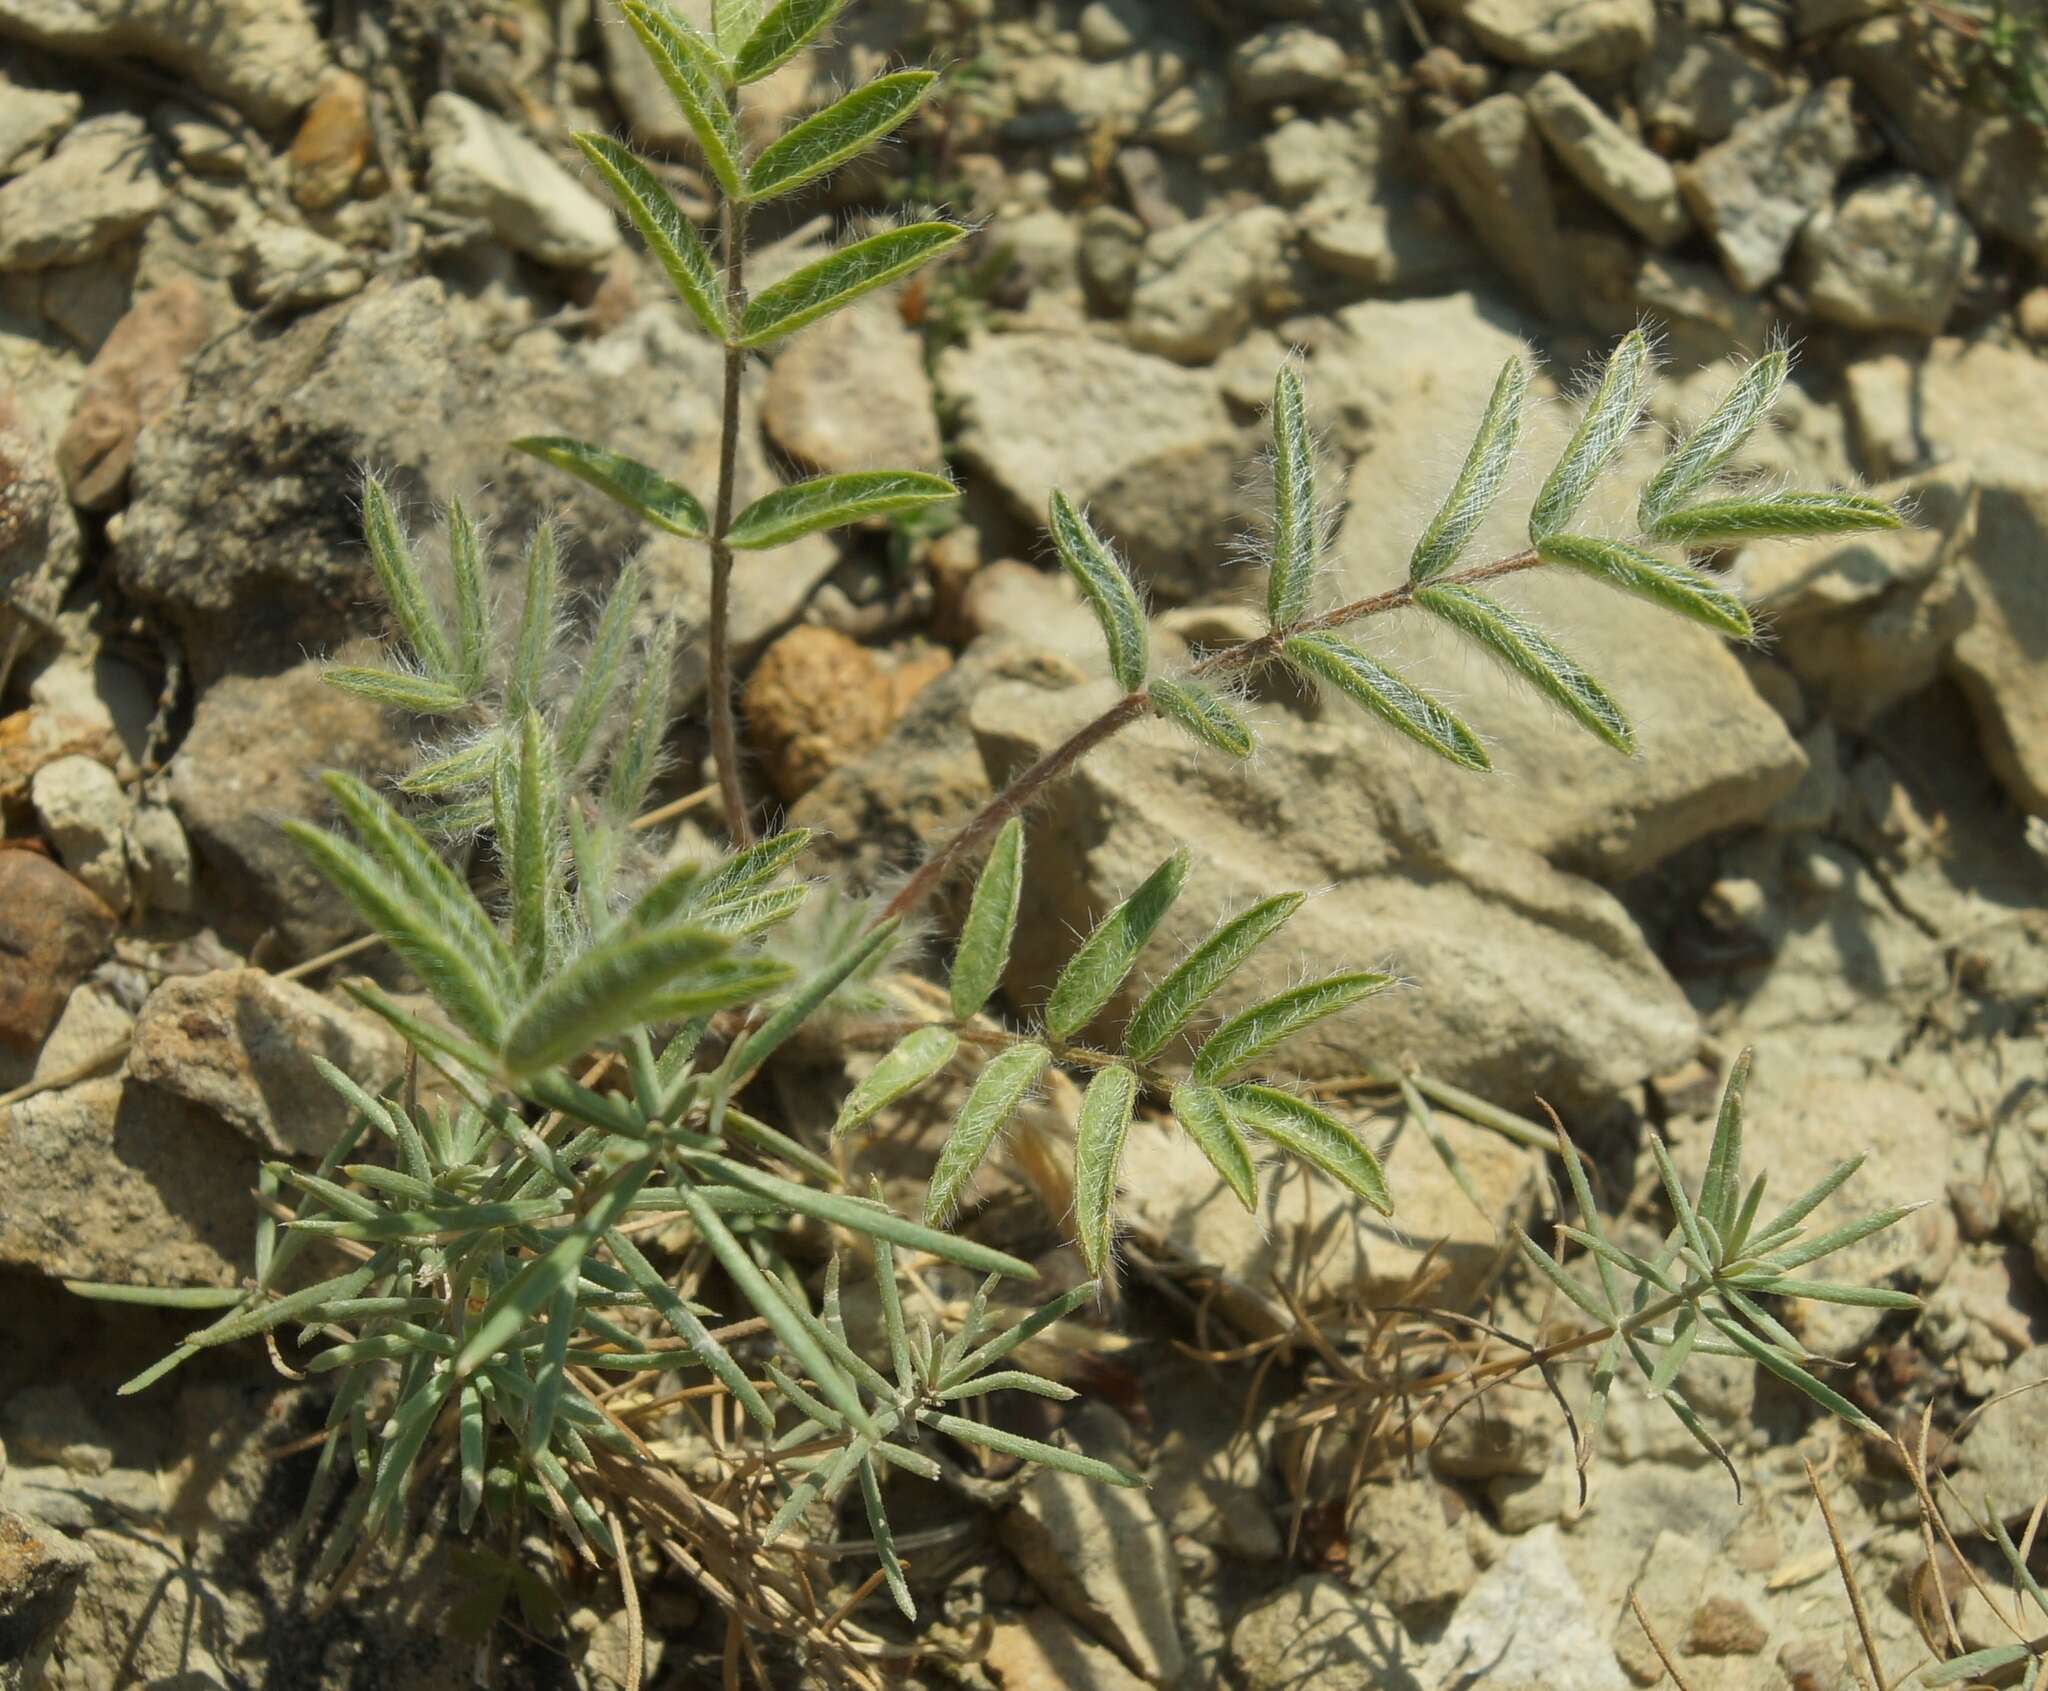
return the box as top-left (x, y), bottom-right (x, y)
top-left (2, 0), bottom-right (2046, 1687)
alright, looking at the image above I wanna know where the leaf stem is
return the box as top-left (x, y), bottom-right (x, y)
top-left (877, 547), bottom-right (1544, 925)
top-left (708, 165), bottom-right (754, 846)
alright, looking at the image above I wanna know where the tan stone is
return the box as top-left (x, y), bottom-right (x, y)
top-left (742, 626), bottom-right (894, 803)
top-left (0, 850), bottom-right (115, 1050)
top-left (56, 281), bottom-right (210, 510)
top-left (288, 70), bottom-right (372, 210)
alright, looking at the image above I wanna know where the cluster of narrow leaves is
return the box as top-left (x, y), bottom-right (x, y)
top-left (1521, 1051), bottom-right (1925, 1484)
top-left (514, 0), bottom-right (963, 561)
top-left (1041, 336), bottom-right (1900, 779)
top-left (837, 817), bottom-right (1395, 1279)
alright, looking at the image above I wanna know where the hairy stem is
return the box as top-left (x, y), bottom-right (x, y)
top-left (878, 547), bottom-right (1544, 924)
top-left (708, 177), bottom-right (754, 846)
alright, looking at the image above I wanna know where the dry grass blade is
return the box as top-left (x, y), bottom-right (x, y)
top-left (1627, 1587), bottom-right (1697, 1690)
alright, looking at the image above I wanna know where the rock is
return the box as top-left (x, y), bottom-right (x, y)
top-left (998, 1410), bottom-right (1182, 1683)
top-left (1449, 0), bottom-right (1656, 74)
top-left (1735, 467), bottom-right (1975, 727)
top-left (0, 82), bottom-right (78, 178)
top-left (129, 968), bottom-right (405, 1159)
top-left (0, 1075), bottom-right (252, 1285)
top-left (0, 382), bottom-right (83, 635)
top-left (1418, 1524), bottom-right (1629, 1687)
top-left (1351, 1478), bottom-right (1478, 1620)
top-left (31, 978), bottom-right (134, 1085)
top-left (1679, 81), bottom-right (1859, 293)
top-left (1635, 23), bottom-right (1783, 146)
top-left (1126, 205), bottom-right (1289, 366)
top-left (6, 1384), bottom-right (113, 1475)
top-left (1950, 477), bottom-right (2048, 815)
top-left (1078, 0), bottom-right (1143, 61)
top-left (1525, 73), bottom-right (1688, 248)
top-left (936, 330), bottom-right (1241, 600)
top-left (288, 70), bottom-right (371, 210)
top-left (971, 671), bottom-right (1699, 1111)
top-left (1230, 1575), bottom-right (1424, 1691)
top-left (1230, 25), bottom-right (1350, 103)
top-left (1123, 1112), bottom-right (1535, 1334)
top-left (1633, 252), bottom-right (1777, 369)
top-left (126, 800), bottom-right (193, 914)
top-left (2018, 286), bottom-right (2048, 344)
top-left (1147, 1359), bottom-right (1280, 1560)
top-left (0, 1506), bottom-right (91, 1691)
top-left (1955, 113), bottom-right (2048, 270)
top-left (1687, 1593), bottom-right (1769, 1655)
top-left (1613, 1529), bottom-right (1709, 1685)
top-left (0, 114), bottom-right (167, 273)
top-left (0, 0), bottom-right (326, 126)
top-left (168, 659), bottom-right (411, 957)
top-left (237, 216), bottom-right (367, 309)
top-left (1426, 94), bottom-right (1572, 321)
top-left (741, 625), bottom-right (895, 803)
top-left (761, 299), bottom-right (941, 475)
top-left (1078, 205), bottom-right (1145, 314)
top-left (1955, 1346), bottom-right (2048, 1523)
top-left (55, 279), bottom-right (210, 511)
top-left (1798, 175), bottom-right (1976, 336)
top-left (985, 1608), bottom-right (1152, 1691)
top-left (1911, 335), bottom-right (2048, 484)
top-left (0, 852), bottom-right (115, 1051)
top-left (29, 753), bottom-right (132, 913)
top-left (423, 93), bottom-right (619, 269)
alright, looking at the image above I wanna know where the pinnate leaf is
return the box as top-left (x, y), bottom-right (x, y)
top-left (835, 1026), bottom-right (959, 1135)
top-left (1171, 1082), bottom-right (1257, 1211)
top-left (1267, 363), bottom-right (1318, 628)
top-left (1281, 632), bottom-right (1489, 771)
top-left (748, 71), bottom-right (935, 198)
top-left (1149, 675), bottom-right (1253, 758)
top-left (1645, 491), bottom-right (1902, 545)
top-left (1124, 893), bottom-right (1303, 1061)
top-left (740, 222), bottom-right (966, 346)
top-left (622, 1), bottom-right (743, 198)
top-left (1045, 849), bottom-right (1190, 1041)
top-left (570, 134), bottom-right (726, 340)
top-left (734, 0), bottom-right (848, 83)
top-left (1191, 970), bottom-right (1390, 1085)
top-left (1530, 330), bottom-right (1648, 541)
top-left (1226, 1084), bottom-right (1392, 1214)
top-left (1410, 356), bottom-right (1525, 583)
top-left (951, 817), bottom-right (1023, 1020)
top-left (1073, 1065), bottom-right (1138, 1277)
top-left (513, 436), bottom-right (708, 539)
top-left (728, 470), bottom-right (954, 549)
top-left (1534, 533), bottom-right (1751, 638)
top-left (1049, 490), bottom-right (1147, 692)
top-left (1414, 583), bottom-right (1634, 753)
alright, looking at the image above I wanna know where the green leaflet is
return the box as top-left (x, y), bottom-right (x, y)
top-left (925, 1041), bottom-right (1050, 1223)
top-left (1529, 330), bottom-right (1647, 541)
top-left (503, 711), bottom-right (558, 990)
top-left (1637, 349), bottom-right (1787, 529)
top-left (633, 828), bottom-right (811, 930)
top-left (733, 0), bottom-right (849, 83)
top-left (621, 1), bottom-right (743, 199)
top-left (1280, 632), bottom-right (1490, 771)
top-left (1698, 1047), bottom-right (1752, 1243)
top-left (361, 474), bottom-right (456, 682)
top-left (447, 496), bottom-right (489, 696)
top-left (835, 1025), bottom-right (959, 1135)
top-left (1267, 364), bottom-right (1317, 628)
top-left (1148, 675), bottom-right (1254, 759)
top-left (323, 668), bottom-right (468, 714)
top-left (1170, 1082), bottom-right (1257, 1212)
top-left (859, 1454), bottom-right (914, 1621)
top-left (570, 135), bottom-right (726, 341)
top-left (918, 1410), bottom-right (1140, 1487)
top-left (1072, 1065), bottom-right (1138, 1277)
top-left (1413, 583), bottom-right (1634, 754)
top-left (1226, 1084), bottom-right (1392, 1214)
top-left (400, 733), bottom-right (501, 797)
top-left (712, 0), bottom-right (769, 54)
top-left (512, 436), bottom-right (708, 539)
top-left (951, 817), bottom-right (1024, 1020)
top-left (1048, 489), bottom-right (1148, 692)
top-left (1192, 970), bottom-right (1391, 1085)
top-left (727, 470), bottom-right (955, 549)
top-left (727, 916), bottom-right (898, 1078)
top-left (509, 522), bottom-right (558, 717)
top-left (1645, 491), bottom-right (1902, 545)
top-left (1044, 849), bottom-right (1190, 1042)
top-left (1409, 356), bottom-right (1526, 583)
top-left (1124, 892), bottom-right (1303, 1062)
top-left (183, 1266), bottom-right (380, 1346)
top-left (558, 558), bottom-right (643, 771)
top-left (604, 615), bottom-right (675, 825)
top-left (739, 222), bottom-right (966, 346)
top-left (604, 1225), bottom-right (776, 1431)
top-left (748, 71), bottom-right (936, 199)
top-left (500, 924), bottom-right (727, 1076)
top-left (1534, 533), bottom-right (1752, 639)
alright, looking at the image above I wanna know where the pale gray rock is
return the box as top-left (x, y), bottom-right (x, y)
top-left (0, 1506), bottom-right (91, 1691)
top-left (1127, 204), bottom-right (1290, 364)
top-left (129, 968), bottom-right (406, 1160)
top-left (762, 297), bottom-right (941, 474)
top-left (423, 93), bottom-right (619, 268)
top-left (1951, 476), bottom-right (2048, 815)
top-left (1954, 111), bottom-right (2048, 268)
top-left (1350, 1478), bottom-right (1478, 1620)
top-left (1147, 1359), bottom-right (1281, 1560)
top-left (1450, 0), bottom-right (1656, 74)
top-left (935, 328), bottom-right (1243, 599)
top-left (1077, 204), bottom-right (1145, 312)
top-left (1230, 24), bottom-right (1350, 103)
top-left (1525, 72), bottom-right (1689, 247)
top-left (1799, 174), bottom-right (1976, 335)
top-left (1426, 94), bottom-right (1572, 320)
top-left (30, 752), bottom-right (132, 913)
top-left (0, 0), bottom-right (327, 125)
top-left (1420, 1525), bottom-right (1628, 1688)
top-left (1078, 0), bottom-right (1144, 59)
top-left (0, 82), bottom-right (78, 177)
top-left (1636, 22), bottom-right (1784, 145)
top-left (30, 980), bottom-right (133, 1086)
top-left (1680, 80), bottom-right (1860, 292)
top-left (1956, 1347), bottom-right (2048, 1524)
top-left (1231, 1575), bottom-right (1425, 1691)
top-left (238, 216), bottom-right (367, 308)
top-left (0, 115), bottom-right (167, 272)
top-left (1633, 252), bottom-right (1779, 368)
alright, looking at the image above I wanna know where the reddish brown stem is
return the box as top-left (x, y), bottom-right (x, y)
top-left (707, 162), bottom-right (753, 845)
top-left (876, 547), bottom-right (1544, 924)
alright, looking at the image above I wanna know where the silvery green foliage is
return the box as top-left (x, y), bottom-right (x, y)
top-left (1521, 1051), bottom-right (1924, 1489)
top-left (836, 815), bottom-right (1398, 1276)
